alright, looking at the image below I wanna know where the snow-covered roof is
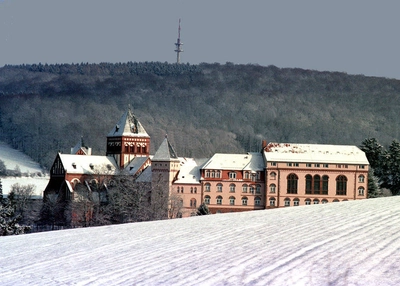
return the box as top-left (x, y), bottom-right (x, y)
top-left (107, 109), bottom-right (149, 138)
top-left (59, 154), bottom-right (118, 175)
top-left (264, 143), bottom-right (369, 165)
top-left (135, 166), bottom-right (152, 183)
top-left (126, 156), bottom-right (150, 175)
top-left (174, 157), bottom-right (203, 184)
top-left (152, 137), bottom-right (179, 162)
top-left (202, 152), bottom-right (265, 171)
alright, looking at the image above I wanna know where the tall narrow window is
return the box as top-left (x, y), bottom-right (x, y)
top-left (284, 198), bottom-right (290, 207)
top-left (204, 195), bottom-right (211, 205)
top-left (254, 197), bottom-right (261, 206)
top-left (322, 175), bottom-right (329, 194)
top-left (242, 196), bottom-right (248, 206)
top-left (287, 174), bottom-right (298, 194)
top-left (242, 184), bottom-right (248, 193)
top-left (305, 175), bottom-right (312, 194)
top-left (229, 196), bottom-right (235, 205)
top-left (256, 184), bottom-right (261, 194)
top-left (205, 183), bottom-right (211, 192)
top-left (269, 184), bottom-right (276, 193)
top-left (217, 184), bottom-right (223, 192)
top-left (216, 196), bottom-right (223, 205)
top-left (269, 197), bottom-right (276, 207)
top-left (313, 175), bottom-right (321, 194)
top-left (336, 175), bottom-right (347, 195)
top-left (229, 184), bottom-right (236, 193)
top-left (358, 175), bottom-right (365, 183)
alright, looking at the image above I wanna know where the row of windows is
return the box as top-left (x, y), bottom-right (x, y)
top-left (269, 172), bottom-right (365, 182)
top-left (204, 195), bottom-right (262, 206)
top-left (177, 187), bottom-right (198, 194)
top-left (204, 170), bottom-right (261, 180)
top-left (270, 162), bottom-right (366, 169)
top-left (269, 197), bottom-right (351, 207)
top-left (124, 145), bottom-right (147, 154)
top-left (204, 183), bottom-right (262, 194)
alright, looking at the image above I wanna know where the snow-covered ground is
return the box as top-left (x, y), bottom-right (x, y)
top-left (0, 141), bottom-right (49, 198)
top-left (1, 196), bottom-right (399, 285)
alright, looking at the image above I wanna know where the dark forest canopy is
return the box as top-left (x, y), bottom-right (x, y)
top-left (1, 61), bottom-right (400, 169)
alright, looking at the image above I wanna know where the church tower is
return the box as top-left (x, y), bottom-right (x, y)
top-left (151, 136), bottom-right (181, 192)
top-left (106, 108), bottom-right (150, 169)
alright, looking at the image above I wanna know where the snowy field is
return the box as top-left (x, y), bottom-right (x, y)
top-left (1, 196), bottom-right (400, 286)
top-left (0, 141), bottom-right (49, 198)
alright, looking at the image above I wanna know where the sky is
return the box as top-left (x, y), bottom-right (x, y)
top-left (1, 1), bottom-right (400, 79)
top-left (1, 196), bottom-right (400, 285)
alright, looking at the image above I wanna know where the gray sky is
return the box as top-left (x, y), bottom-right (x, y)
top-left (1, 0), bottom-right (400, 79)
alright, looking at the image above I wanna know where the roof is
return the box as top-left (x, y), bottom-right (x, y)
top-left (59, 154), bottom-right (118, 175)
top-left (152, 137), bottom-right (179, 162)
top-left (126, 156), bottom-right (151, 175)
top-left (264, 142), bottom-right (369, 165)
top-left (202, 152), bottom-right (265, 171)
top-left (135, 165), bottom-right (152, 183)
top-left (174, 158), bottom-right (203, 184)
top-left (107, 109), bottom-right (149, 138)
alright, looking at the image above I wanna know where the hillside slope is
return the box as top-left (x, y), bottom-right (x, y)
top-left (1, 197), bottom-right (399, 285)
top-left (1, 62), bottom-right (400, 168)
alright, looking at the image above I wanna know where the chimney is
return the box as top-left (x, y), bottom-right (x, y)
top-left (262, 140), bottom-right (267, 149)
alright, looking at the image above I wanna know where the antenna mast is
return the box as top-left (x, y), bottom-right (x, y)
top-left (174, 19), bottom-right (183, 64)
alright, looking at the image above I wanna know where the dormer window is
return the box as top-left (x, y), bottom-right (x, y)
top-left (106, 164), bottom-right (112, 170)
top-left (72, 163), bottom-right (76, 169)
top-left (229, 172), bottom-right (237, 179)
top-left (89, 163), bottom-right (94, 170)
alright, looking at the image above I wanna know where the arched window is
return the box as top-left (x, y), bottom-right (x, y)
top-left (217, 184), bottom-right (223, 192)
top-left (177, 187), bottom-right (180, 193)
top-left (270, 172), bottom-right (276, 180)
top-left (242, 196), bottom-right (248, 206)
top-left (321, 199), bottom-right (328, 204)
top-left (336, 175), bottom-right (347, 195)
top-left (287, 174), bottom-right (298, 194)
top-left (293, 198), bottom-right (300, 206)
top-left (216, 196), bottom-right (223, 205)
top-left (305, 198), bottom-right (311, 205)
top-left (216, 171), bottom-right (221, 178)
top-left (322, 175), bottom-right (329, 194)
top-left (269, 184), bottom-right (276, 193)
top-left (71, 178), bottom-right (81, 187)
top-left (181, 187), bottom-right (184, 193)
top-left (205, 183), bottom-right (211, 192)
top-left (313, 199), bottom-right (320, 204)
top-left (358, 187), bottom-right (365, 196)
top-left (229, 184), bottom-right (236, 193)
top-left (284, 198), bottom-right (290, 207)
top-left (305, 175), bottom-right (312, 194)
top-left (245, 172), bottom-right (250, 179)
top-left (269, 197), bottom-right (276, 207)
top-left (333, 199), bottom-right (340, 202)
top-left (229, 196), bottom-right (235, 205)
top-left (190, 198), bottom-right (197, 208)
top-left (194, 187), bottom-right (197, 194)
top-left (313, 175), bottom-right (321, 194)
top-left (242, 184), bottom-right (248, 193)
top-left (250, 185), bottom-right (255, 194)
top-left (211, 171), bottom-right (215, 178)
top-left (256, 184), bottom-right (261, 194)
top-left (358, 175), bottom-right (365, 183)
top-left (190, 187), bottom-right (193, 193)
top-left (204, 195), bottom-right (211, 205)
top-left (254, 196), bottom-right (261, 206)
top-left (205, 171), bottom-right (210, 178)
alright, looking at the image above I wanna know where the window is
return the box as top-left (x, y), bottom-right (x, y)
top-left (256, 184), bottom-right (261, 194)
top-left (242, 184), bottom-right (248, 193)
top-left (194, 187), bottom-right (197, 194)
top-left (245, 172), bottom-right (250, 179)
top-left (305, 199), bottom-right (311, 205)
top-left (322, 175), bottom-right (329, 195)
top-left (323, 164), bottom-right (329, 168)
top-left (358, 175), bottom-right (365, 183)
top-left (216, 171), bottom-right (221, 178)
top-left (315, 164), bottom-right (320, 168)
top-left (250, 186), bottom-right (255, 194)
top-left (359, 165), bottom-right (365, 169)
top-left (190, 198), bottom-right (197, 208)
top-left (293, 198), bottom-right (300, 206)
top-left (216, 196), bottom-right (223, 205)
top-left (358, 187), bottom-right (365, 196)
top-left (313, 199), bottom-right (319, 204)
top-left (336, 175), bottom-right (347, 195)
top-left (130, 145), bottom-right (134, 153)
top-left (229, 196), bottom-right (235, 205)
top-left (270, 172), bottom-right (276, 180)
top-left (211, 171), bottom-right (215, 178)
top-left (270, 162), bottom-right (276, 166)
top-left (269, 197), bottom-right (276, 207)
top-left (205, 183), bottom-right (211, 192)
top-left (333, 199), bottom-right (339, 202)
top-left (305, 175), bottom-right (312, 194)
top-left (204, 195), bottom-right (210, 205)
top-left (190, 187), bottom-right (193, 193)
top-left (322, 199), bottom-right (328, 204)
top-left (287, 163), bottom-right (292, 167)
top-left (205, 171), bottom-right (210, 178)
top-left (306, 163), bottom-right (312, 167)
top-left (284, 198), bottom-right (290, 207)
top-left (177, 187), bottom-right (180, 193)
top-left (229, 184), bottom-right (236, 193)
top-left (254, 196), bottom-right (261, 206)
top-left (229, 172), bottom-right (237, 179)
top-left (181, 187), bottom-right (184, 193)
top-left (242, 196), bottom-right (248, 205)
top-left (217, 184), bottom-right (223, 192)
top-left (269, 184), bottom-right (276, 193)
top-left (287, 173), bottom-right (298, 194)
top-left (313, 175), bottom-right (321, 194)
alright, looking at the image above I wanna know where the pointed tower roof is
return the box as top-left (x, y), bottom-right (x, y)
top-left (108, 108), bottom-right (149, 138)
top-left (152, 136), bottom-right (179, 161)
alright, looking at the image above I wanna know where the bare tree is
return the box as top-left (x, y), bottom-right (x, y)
top-left (10, 183), bottom-right (39, 225)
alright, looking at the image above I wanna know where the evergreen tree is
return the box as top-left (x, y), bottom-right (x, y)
top-left (196, 203), bottom-right (210, 215)
top-left (0, 192), bottom-right (31, 236)
top-left (0, 178), bottom-right (3, 204)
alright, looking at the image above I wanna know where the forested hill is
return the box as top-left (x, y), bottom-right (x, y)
top-left (1, 61), bottom-right (400, 169)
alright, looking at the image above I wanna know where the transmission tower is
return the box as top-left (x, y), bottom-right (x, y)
top-left (174, 19), bottom-right (183, 63)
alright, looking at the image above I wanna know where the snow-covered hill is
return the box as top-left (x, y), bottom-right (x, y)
top-left (0, 142), bottom-right (49, 198)
top-left (1, 196), bottom-right (399, 285)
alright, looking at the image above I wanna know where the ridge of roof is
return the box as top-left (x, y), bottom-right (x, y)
top-left (152, 136), bottom-right (179, 161)
top-left (107, 108), bottom-right (149, 138)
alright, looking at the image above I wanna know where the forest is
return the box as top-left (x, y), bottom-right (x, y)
top-left (1, 61), bottom-right (400, 170)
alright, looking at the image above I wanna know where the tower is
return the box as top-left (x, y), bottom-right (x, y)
top-left (174, 19), bottom-right (183, 64)
top-left (106, 108), bottom-right (150, 169)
